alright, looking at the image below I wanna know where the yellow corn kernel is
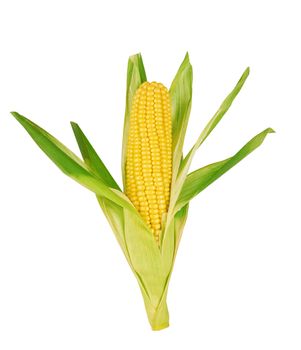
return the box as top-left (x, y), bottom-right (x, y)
top-left (125, 81), bottom-right (172, 243)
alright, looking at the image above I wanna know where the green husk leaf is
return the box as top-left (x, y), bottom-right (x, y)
top-left (154, 205), bottom-right (189, 329)
top-left (70, 122), bottom-right (131, 258)
top-left (96, 197), bottom-right (132, 261)
top-left (186, 67), bottom-right (250, 158)
top-left (124, 209), bottom-right (164, 297)
top-left (162, 203), bottom-right (189, 269)
top-left (71, 122), bottom-right (120, 190)
top-left (173, 203), bottom-right (189, 250)
top-left (176, 128), bottom-right (275, 211)
top-left (169, 67), bottom-right (250, 213)
top-left (123, 208), bottom-right (170, 329)
top-left (121, 53), bottom-right (147, 189)
top-left (11, 112), bottom-right (133, 211)
top-left (169, 52), bottom-right (193, 183)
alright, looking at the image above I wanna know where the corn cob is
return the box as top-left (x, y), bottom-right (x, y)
top-left (125, 82), bottom-right (172, 243)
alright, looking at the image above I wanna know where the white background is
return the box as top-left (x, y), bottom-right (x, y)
top-left (0, 0), bottom-right (300, 349)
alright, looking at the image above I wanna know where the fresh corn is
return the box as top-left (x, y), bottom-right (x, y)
top-left (12, 52), bottom-right (274, 330)
top-left (125, 82), bottom-right (172, 243)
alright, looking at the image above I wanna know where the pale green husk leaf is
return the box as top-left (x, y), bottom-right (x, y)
top-left (169, 53), bottom-right (193, 184)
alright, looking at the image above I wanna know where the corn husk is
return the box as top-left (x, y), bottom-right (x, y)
top-left (12, 53), bottom-right (274, 330)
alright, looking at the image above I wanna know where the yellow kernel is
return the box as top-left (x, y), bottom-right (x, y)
top-left (153, 224), bottom-right (161, 230)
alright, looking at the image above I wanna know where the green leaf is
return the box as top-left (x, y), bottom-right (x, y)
top-left (71, 122), bottom-right (120, 190)
top-left (169, 67), bottom-right (250, 212)
top-left (70, 122), bottom-right (134, 262)
top-left (123, 208), bottom-right (168, 306)
top-left (169, 52), bottom-right (193, 182)
top-left (11, 112), bottom-right (133, 211)
top-left (173, 203), bottom-right (189, 250)
top-left (162, 203), bottom-right (189, 268)
top-left (121, 53), bottom-right (147, 189)
top-left (96, 196), bottom-right (133, 264)
top-left (175, 128), bottom-right (275, 211)
top-left (191, 67), bottom-right (249, 153)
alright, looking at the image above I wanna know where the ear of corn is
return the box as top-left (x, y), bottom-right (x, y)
top-left (12, 53), bottom-right (274, 331)
top-left (125, 82), bottom-right (172, 243)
